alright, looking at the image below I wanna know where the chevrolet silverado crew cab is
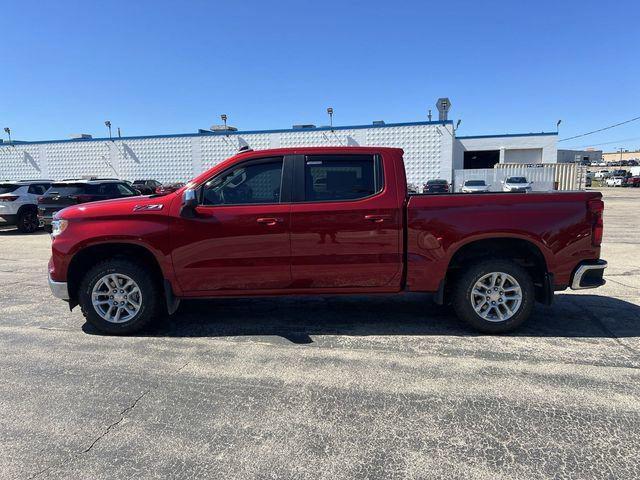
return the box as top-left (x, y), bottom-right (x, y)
top-left (47, 147), bottom-right (607, 335)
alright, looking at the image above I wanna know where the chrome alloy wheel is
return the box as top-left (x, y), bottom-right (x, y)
top-left (91, 273), bottom-right (142, 323)
top-left (470, 272), bottom-right (522, 322)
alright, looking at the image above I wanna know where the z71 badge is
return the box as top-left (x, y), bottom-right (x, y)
top-left (133, 204), bottom-right (164, 212)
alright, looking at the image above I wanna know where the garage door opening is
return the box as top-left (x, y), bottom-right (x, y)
top-left (464, 150), bottom-right (500, 169)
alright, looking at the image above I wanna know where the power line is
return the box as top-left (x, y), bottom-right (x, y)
top-left (569, 136), bottom-right (640, 149)
top-left (558, 115), bottom-right (640, 142)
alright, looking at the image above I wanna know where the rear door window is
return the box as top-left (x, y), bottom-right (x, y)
top-left (303, 154), bottom-right (382, 202)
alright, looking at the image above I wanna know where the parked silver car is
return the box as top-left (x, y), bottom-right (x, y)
top-left (461, 180), bottom-right (490, 193)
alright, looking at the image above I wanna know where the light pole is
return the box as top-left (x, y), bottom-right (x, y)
top-left (3, 127), bottom-right (11, 143)
top-left (327, 107), bottom-right (334, 128)
top-left (105, 120), bottom-right (112, 140)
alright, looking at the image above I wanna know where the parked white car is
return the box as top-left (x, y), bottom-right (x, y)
top-left (461, 179), bottom-right (490, 193)
top-left (595, 171), bottom-right (611, 179)
top-left (502, 177), bottom-right (532, 193)
top-left (606, 176), bottom-right (626, 187)
top-left (0, 180), bottom-right (53, 232)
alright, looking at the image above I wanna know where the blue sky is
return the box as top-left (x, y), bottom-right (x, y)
top-left (2, 0), bottom-right (639, 151)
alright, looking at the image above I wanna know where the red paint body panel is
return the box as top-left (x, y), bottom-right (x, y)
top-left (406, 192), bottom-right (601, 291)
top-left (170, 203), bottom-right (292, 291)
top-left (49, 146), bottom-right (604, 301)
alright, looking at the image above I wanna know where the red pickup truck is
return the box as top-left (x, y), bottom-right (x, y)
top-left (47, 147), bottom-right (607, 334)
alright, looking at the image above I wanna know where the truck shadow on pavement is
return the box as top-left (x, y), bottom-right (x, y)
top-left (83, 293), bottom-right (640, 343)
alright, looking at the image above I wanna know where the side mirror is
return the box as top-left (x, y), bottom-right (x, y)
top-left (180, 189), bottom-right (198, 217)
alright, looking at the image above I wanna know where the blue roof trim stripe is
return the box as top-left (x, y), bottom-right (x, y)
top-left (457, 132), bottom-right (558, 139)
top-left (0, 120), bottom-right (453, 146)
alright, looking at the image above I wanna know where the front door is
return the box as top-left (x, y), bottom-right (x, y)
top-left (172, 156), bottom-right (292, 292)
top-left (289, 153), bottom-right (402, 289)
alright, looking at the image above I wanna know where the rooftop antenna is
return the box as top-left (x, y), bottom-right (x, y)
top-left (104, 120), bottom-right (112, 140)
top-left (3, 127), bottom-right (11, 143)
top-left (428, 110), bottom-right (432, 122)
top-left (327, 107), bottom-right (334, 129)
top-left (117, 127), bottom-right (122, 138)
top-left (221, 114), bottom-right (228, 129)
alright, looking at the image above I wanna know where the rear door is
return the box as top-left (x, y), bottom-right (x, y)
top-left (289, 153), bottom-right (402, 289)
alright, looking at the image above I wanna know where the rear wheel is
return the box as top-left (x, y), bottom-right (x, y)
top-left (16, 207), bottom-right (39, 233)
top-left (452, 259), bottom-right (534, 333)
top-left (78, 259), bottom-right (163, 334)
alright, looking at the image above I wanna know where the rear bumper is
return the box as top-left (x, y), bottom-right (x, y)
top-left (570, 260), bottom-right (607, 290)
top-left (48, 274), bottom-right (69, 300)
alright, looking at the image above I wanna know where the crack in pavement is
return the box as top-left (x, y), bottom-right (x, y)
top-left (81, 389), bottom-right (150, 454)
top-left (27, 361), bottom-right (191, 479)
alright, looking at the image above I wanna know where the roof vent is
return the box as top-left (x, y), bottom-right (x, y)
top-left (292, 124), bottom-right (316, 129)
top-left (372, 120), bottom-right (385, 126)
top-left (210, 125), bottom-right (238, 132)
top-left (70, 134), bottom-right (93, 139)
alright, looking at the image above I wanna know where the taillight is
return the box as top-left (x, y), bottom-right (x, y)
top-left (0, 196), bottom-right (18, 202)
top-left (588, 198), bottom-right (604, 247)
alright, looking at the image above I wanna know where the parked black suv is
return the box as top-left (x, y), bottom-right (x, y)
top-left (38, 179), bottom-right (140, 230)
top-left (132, 179), bottom-right (162, 195)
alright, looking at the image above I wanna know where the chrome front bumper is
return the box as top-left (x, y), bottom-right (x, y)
top-left (571, 260), bottom-right (607, 290)
top-left (48, 274), bottom-right (69, 300)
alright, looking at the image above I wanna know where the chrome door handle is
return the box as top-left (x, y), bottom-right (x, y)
top-left (257, 217), bottom-right (283, 226)
top-left (364, 214), bottom-right (391, 223)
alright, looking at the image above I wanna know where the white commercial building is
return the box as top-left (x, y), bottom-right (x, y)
top-left (0, 121), bottom-right (558, 186)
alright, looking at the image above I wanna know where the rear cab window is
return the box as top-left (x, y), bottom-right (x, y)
top-left (303, 154), bottom-right (383, 202)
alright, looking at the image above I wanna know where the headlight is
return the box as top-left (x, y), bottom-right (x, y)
top-left (51, 219), bottom-right (69, 237)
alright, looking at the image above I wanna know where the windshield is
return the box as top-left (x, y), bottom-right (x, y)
top-left (507, 177), bottom-right (527, 184)
top-left (46, 184), bottom-right (87, 196)
top-left (0, 184), bottom-right (20, 194)
top-left (465, 180), bottom-right (486, 186)
top-left (427, 179), bottom-right (447, 185)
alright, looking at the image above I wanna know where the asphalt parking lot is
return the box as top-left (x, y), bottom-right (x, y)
top-left (1, 188), bottom-right (639, 479)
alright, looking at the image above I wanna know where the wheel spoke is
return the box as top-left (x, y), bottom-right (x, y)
top-left (474, 300), bottom-right (487, 313)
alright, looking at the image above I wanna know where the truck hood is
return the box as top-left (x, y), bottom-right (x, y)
top-left (55, 194), bottom-right (176, 220)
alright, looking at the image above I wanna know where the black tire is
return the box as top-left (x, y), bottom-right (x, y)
top-left (16, 207), bottom-right (39, 233)
top-left (452, 259), bottom-right (535, 334)
top-left (78, 259), bottom-right (163, 335)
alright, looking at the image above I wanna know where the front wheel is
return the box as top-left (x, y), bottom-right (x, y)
top-left (78, 259), bottom-right (163, 335)
top-left (452, 259), bottom-right (535, 333)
